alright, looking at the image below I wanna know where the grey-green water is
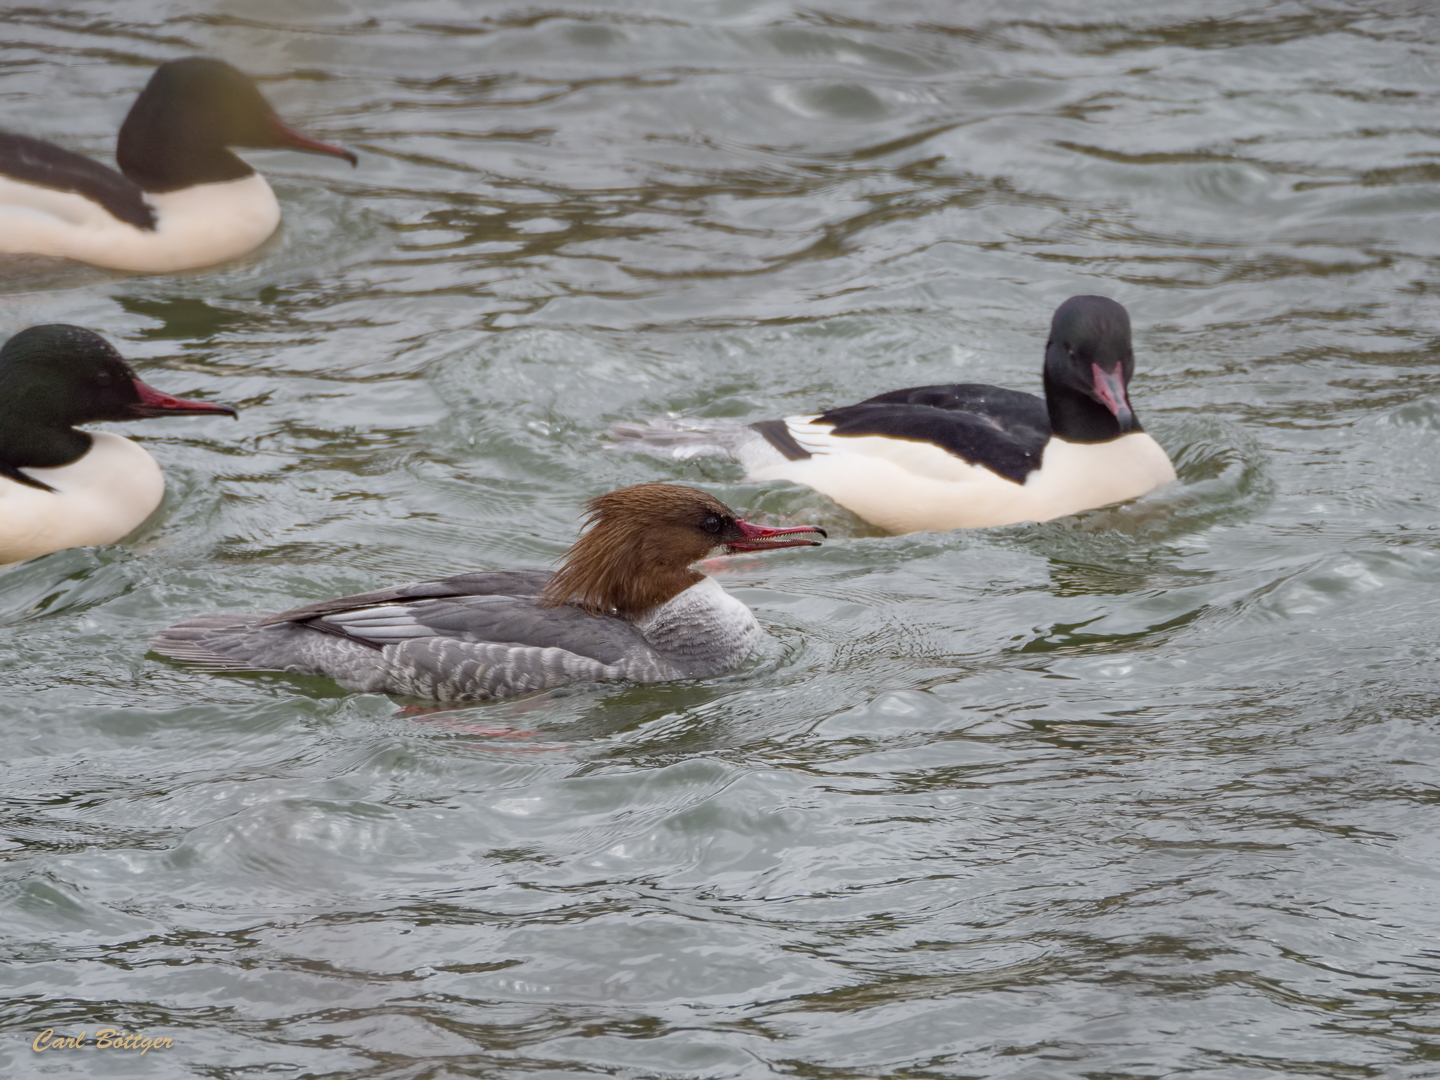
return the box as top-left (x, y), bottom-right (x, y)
top-left (4, 2), bottom-right (1440, 1077)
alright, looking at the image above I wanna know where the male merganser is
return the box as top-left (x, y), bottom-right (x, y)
top-left (0, 57), bottom-right (357, 272)
top-left (610, 296), bottom-right (1176, 534)
top-left (0, 324), bottom-right (237, 565)
top-left (150, 484), bottom-right (825, 702)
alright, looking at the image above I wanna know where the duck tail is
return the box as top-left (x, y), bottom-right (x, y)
top-left (149, 613), bottom-right (291, 672)
top-left (605, 417), bottom-right (757, 462)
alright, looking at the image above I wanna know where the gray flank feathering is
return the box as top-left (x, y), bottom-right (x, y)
top-left (150, 576), bottom-right (759, 703)
top-left (377, 638), bottom-right (626, 701)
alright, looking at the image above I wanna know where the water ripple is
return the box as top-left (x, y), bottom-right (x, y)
top-left (5, 2), bottom-right (1440, 1077)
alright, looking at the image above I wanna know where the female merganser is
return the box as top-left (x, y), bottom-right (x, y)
top-left (0, 57), bottom-right (357, 272)
top-left (610, 296), bottom-right (1176, 534)
top-left (0, 324), bottom-right (237, 565)
top-left (150, 484), bottom-right (825, 702)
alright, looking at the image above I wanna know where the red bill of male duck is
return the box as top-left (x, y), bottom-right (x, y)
top-left (609, 296), bottom-right (1177, 534)
top-left (150, 484), bottom-right (826, 702)
top-left (0, 324), bottom-right (237, 565)
top-left (0, 57), bottom-right (357, 273)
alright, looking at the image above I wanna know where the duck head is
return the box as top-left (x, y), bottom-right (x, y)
top-left (117, 57), bottom-right (358, 192)
top-left (541, 482), bottom-right (825, 618)
top-left (0, 324), bottom-right (237, 492)
top-left (1042, 295), bottom-right (1144, 443)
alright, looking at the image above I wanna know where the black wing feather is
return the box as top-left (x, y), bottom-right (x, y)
top-left (847, 383), bottom-right (1049, 429)
top-left (815, 382), bottom-right (1051, 485)
top-left (0, 131), bottom-right (156, 231)
top-left (750, 418), bottom-right (812, 461)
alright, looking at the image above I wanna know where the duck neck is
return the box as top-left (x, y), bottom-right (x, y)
top-left (116, 120), bottom-right (255, 193)
top-left (633, 577), bottom-right (761, 673)
top-left (541, 524), bottom-right (705, 620)
top-left (1043, 367), bottom-right (1141, 444)
top-left (117, 143), bottom-right (254, 193)
top-left (1, 347), bottom-right (93, 484)
top-left (0, 359), bottom-right (98, 475)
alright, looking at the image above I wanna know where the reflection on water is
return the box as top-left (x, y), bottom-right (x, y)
top-left (5, 2), bottom-right (1440, 1077)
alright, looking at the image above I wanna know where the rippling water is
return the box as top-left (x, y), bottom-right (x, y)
top-left (4, 2), bottom-right (1440, 1076)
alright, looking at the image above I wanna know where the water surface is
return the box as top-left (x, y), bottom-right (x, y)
top-left (4, 2), bottom-right (1440, 1077)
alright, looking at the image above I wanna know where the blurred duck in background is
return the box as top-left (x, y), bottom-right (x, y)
top-left (0, 57), bottom-right (356, 272)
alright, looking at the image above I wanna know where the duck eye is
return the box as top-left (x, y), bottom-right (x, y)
top-left (700, 513), bottom-right (723, 534)
top-left (94, 371), bottom-right (112, 386)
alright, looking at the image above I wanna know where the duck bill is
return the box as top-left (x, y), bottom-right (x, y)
top-left (727, 518), bottom-right (826, 552)
top-left (127, 377), bottom-right (238, 419)
top-left (1091, 363), bottom-right (1135, 429)
top-left (263, 114), bottom-right (358, 166)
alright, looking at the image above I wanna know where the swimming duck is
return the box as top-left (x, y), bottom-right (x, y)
top-left (0, 324), bottom-right (237, 564)
top-left (0, 57), bottom-right (356, 272)
top-left (150, 483), bottom-right (825, 702)
top-left (610, 296), bottom-right (1176, 533)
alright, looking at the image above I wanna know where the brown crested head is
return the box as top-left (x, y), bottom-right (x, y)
top-left (539, 482), bottom-right (825, 619)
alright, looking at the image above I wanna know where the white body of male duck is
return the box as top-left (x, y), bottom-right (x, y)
top-left (150, 484), bottom-right (825, 702)
top-left (0, 325), bottom-right (237, 565)
top-left (0, 57), bottom-right (356, 272)
top-left (610, 296), bottom-right (1177, 534)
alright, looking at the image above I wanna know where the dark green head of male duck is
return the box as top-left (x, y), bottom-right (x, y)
top-left (117, 57), bottom-right (357, 192)
top-left (0, 323), bottom-right (236, 492)
top-left (1042, 295), bottom-right (1143, 443)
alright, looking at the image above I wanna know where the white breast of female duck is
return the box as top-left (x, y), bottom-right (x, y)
top-left (0, 173), bottom-right (280, 272)
top-left (630, 575), bottom-right (762, 678)
top-left (0, 432), bottom-right (165, 564)
top-left (746, 418), bottom-right (1176, 533)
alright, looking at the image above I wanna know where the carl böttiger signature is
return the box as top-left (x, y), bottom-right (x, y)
top-left (32, 1028), bottom-right (172, 1054)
